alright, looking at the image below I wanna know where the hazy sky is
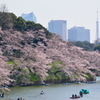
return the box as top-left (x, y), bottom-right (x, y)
top-left (0, 0), bottom-right (100, 42)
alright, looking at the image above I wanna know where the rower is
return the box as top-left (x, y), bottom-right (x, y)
top-left (40, 91), bottom-right (44, 95)
top-left (79, 91), bottom-right (83, 97)
top-left (71, 94), bottom-right (75, 99)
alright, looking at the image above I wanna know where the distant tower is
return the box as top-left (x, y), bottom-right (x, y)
top-left (96, 10), bottom-right (99, 40)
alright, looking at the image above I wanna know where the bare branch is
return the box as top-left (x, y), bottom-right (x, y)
top-left (0, 4), bottom-right (8, 12)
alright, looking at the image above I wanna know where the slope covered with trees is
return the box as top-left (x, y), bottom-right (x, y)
top-left (0, 12), bottom-right (100, 91)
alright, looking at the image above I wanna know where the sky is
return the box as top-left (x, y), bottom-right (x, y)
top-left (0, 0), bottom-right (100, 42)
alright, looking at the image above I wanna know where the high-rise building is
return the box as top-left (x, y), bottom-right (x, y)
top-left (21, 12), bottom-right (37, 22)
top-left (48, 20), bottom-right (67, 41)
top-left (68, 26), bottom-right (90, 42)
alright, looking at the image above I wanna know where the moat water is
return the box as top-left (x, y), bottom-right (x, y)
top-left (1, 77), bottom-right (100, 100)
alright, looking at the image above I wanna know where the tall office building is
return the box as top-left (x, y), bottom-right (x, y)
top-left (48, 20), bottom-right (67, 41)
top-left (21, 12), bottom-right (37, 22)
top-left (68, 26), bottom-right (90, 42)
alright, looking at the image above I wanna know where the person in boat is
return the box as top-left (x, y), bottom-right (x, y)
top-left (71, 94), bottom-right (75, 99)
top-left (79, 91), bottom-right (83, 97)
top-left (40, 91), bottom-right (44, 95)
top-left (74, 94), bottom-right (78, 98)
top-left (17, 98), bottom-right (20, 100)
top-left (70, 94), bottom-right (74, 99)
top-left (20, 97), bottom-right (23, 100)
top-left (0, 92), bottom-right (4, 98)
top-left (17, 97), bottom-right (24, 100)
top-left (2, 92), bottom-right (4, 97)
top-left (75, 94), bottom-right (80, 98)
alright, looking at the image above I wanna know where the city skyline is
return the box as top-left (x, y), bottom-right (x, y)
top-left (0, 0), bottom-right (100, 42)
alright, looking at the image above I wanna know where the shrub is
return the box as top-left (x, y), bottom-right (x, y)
top-left (94, 45), bottom-right (100, 51)
top-left (7, 60), bottom-right (15, 65)
top-left (25, 21), bottom-right (35, 30)
top-left (29, 72), bottom-right (40, 82)
top-left (46, 61), bottom-right (68, 83)
top-left (14, 17), bottom-right (26, 31)
top-left (12, 49), bottom-right (24, 58)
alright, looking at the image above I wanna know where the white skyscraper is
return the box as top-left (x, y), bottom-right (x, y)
top-left (48, 20), bottom-right (67, 41)
top-left (68, 26), bottom-right (90, 42)
top-left (21, 12), bottom-right (37, 22)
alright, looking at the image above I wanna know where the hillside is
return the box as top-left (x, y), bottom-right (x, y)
top-left (0, 12), bottom-right (100, 88)
top-left (0, 28), bottom-right (100, 87)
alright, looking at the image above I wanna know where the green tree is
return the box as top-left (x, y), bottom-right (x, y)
top-left (25, 21), bottom-right (35, 30)
top-left (0, 4), bottom-right (8, 12)
top-left (0, 12), bottom-right (14, 29)
top-left (14, 17), bottom-right (26, 31)
top-left (0, 4), bottom-right (14, 29)
top-left (94, 45), bottom-right (100, 51)
top-left (72, 41), bottom-right (95, 51)
top-left (34, 23), bottom-right (44, 30)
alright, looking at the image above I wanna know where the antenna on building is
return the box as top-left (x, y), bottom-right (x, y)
top-left (96, 9), bottom-right (99, 41)
top-left (97, 9), bottom-right (98, 20)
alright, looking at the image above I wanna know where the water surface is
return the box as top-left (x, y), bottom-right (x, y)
top-left (1, 77), bottom-right (100, 100)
